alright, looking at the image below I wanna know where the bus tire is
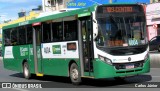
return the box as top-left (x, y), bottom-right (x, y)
top-left (69, 63), bottom-right (81, 85)
top-left (23, 62), bottom-right (31, 79)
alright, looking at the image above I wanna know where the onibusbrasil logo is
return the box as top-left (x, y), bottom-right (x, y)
top-left (1, 83), bottom-right (42, 88)
top-left (52, 45), bottom-right (61, 54)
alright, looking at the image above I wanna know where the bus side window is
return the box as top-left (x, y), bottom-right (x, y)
top-left (11, 29), bottom-right (18, 46)
top-left (64, 20), bottom-right (77, 41)
top-left (4, 29), bottom-right (11, 46)
top-left (42, 22), bottom-right (51, 42)
top-left (5, 37), bottom-right (11, 46)
top-left (52, 22), bottom-right (63, 42)
top-left (18, 26), bottom-right (27, 45)
top-left (26, 26), bottom-right (33, 44)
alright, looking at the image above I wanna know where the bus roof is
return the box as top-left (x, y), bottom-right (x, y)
top-left (2, 5), bottom-right (96, 30)
top-left (2, 3), bottom-right (140, 30)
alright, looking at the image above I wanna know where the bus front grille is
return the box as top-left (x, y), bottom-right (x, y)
top-left (113, 60), bottom-right (144, 70)
top-left (116, 69), bottom-right (143, 74)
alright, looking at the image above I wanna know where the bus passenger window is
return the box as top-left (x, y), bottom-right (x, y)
top-left (64, 20), bottom-right (77, 41)
top-left (42, 22), bottom-right (51, 42)
top-left (11, 29), bottom-right (18, 46)
top-left (4, 29), bottom-right (11, 46)
top-left (26, 26), bottom-right (33, 44)
top-left (52, 22), bottom-right (63, 42)
top-left (18, 26), bottom-right (27, 45)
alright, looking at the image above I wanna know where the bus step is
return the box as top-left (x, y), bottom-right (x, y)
top-left (36, 73), bottom-right (44, 77)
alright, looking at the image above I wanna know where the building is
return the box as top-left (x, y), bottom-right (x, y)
top-left (42, 0), bottom-right (151, 11)
top-left (151, 0), bottom-right (160, 3)
top-left (42, 0), bottom-right (70, 11)
top-left (146, 2), bottom-right (160, 40)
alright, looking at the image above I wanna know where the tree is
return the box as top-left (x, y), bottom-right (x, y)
top-left (38, 5), bottom-right (42, 10)
top-left (32, 5), bottom-right (42, 11)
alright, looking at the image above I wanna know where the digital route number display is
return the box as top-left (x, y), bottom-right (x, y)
top-left (106, 7), bottom-right (133, 13)
top-left (96, 5), bottom-right (143, 14)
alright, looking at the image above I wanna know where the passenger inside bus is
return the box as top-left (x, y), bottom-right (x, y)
top-left (5, 37), bottom-right (12, 46)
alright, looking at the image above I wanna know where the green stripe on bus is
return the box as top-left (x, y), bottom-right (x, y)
top-left (78, 12), bottom-right (91, 17)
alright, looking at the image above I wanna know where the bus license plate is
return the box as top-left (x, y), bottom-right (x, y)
top-left (126, 64), bottom-right (134, 69)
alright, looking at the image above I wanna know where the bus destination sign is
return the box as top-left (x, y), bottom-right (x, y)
top-left (97, 5), bottom-right (142, 14)
top-left (105, 7), bottom-right (133, 13)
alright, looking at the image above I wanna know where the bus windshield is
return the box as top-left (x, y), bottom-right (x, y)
top-left (96, 5), bottom-right (147, 48)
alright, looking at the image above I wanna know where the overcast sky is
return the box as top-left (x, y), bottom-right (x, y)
top-left (0, 0), bottom-right (42, 23)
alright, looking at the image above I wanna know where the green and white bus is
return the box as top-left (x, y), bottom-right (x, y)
top-left (2, 3), bottom-right (150, 85)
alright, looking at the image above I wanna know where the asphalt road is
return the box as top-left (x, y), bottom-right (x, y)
top-left (149, 51), bottom-right (160, 68)
top-left (0, 52), bottom-right (159, 91)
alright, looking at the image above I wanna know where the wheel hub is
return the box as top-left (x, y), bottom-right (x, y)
top-left (24, 65), bottom-right (29, 77)
top-left (71, 69), bottom-right (78, 80)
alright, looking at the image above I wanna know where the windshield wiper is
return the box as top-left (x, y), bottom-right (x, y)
top-left (123, 17), bottom-right (128, 41)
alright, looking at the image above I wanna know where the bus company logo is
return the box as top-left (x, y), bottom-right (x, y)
top-left (52, 45), bottom-right (61, 54)
top-left (20, 47), bottom-right (28, 56)
top-left (44, 47), bottom-right (51, 54)
top-left (128, 57), bottom-right (131, 61)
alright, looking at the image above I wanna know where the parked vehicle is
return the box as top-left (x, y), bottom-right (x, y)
top-left (149, 36), bottom-right (160, 52)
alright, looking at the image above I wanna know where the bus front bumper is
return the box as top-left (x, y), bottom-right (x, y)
top-left (93, 58), bottom-right (150, 79)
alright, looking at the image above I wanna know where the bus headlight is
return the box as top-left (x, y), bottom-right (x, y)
top-left (98, 55), bottom-right (112, 65)
top-left (144, 53), bottom-right (149, 61)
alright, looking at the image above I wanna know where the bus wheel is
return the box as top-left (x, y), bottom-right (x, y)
top-left (23, 62), bottom-right (31, 79)
top-left (69, 63), bottom-right (81, 85)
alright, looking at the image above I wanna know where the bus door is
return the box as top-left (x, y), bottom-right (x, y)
top-left (32, 22), bottom-right (43, 76)
top-left (79, 16), bottom-right (94, 76)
